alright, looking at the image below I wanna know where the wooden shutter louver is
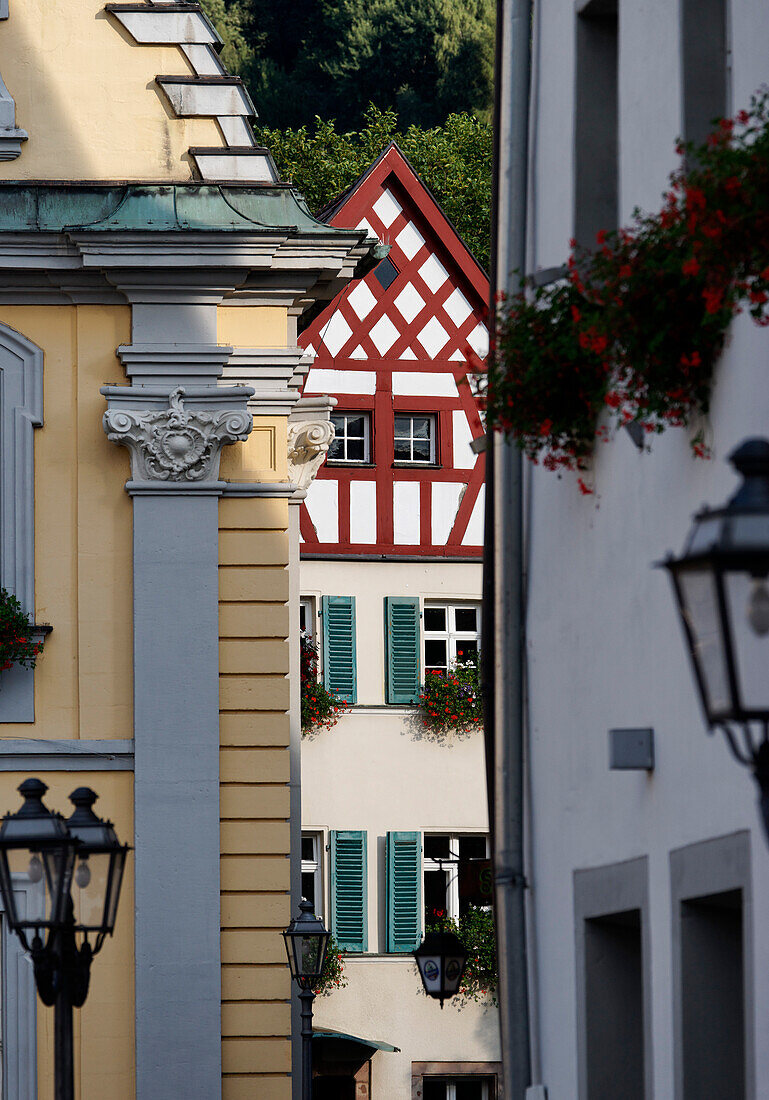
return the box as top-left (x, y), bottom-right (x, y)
top-left (386, 831), bottom-right (422, 953)
top-left (322, 595), bottom-right (357, 703)
top-left (385, 597), bottom-right (421, 704)
top-left (330, 830), bottom-right (367, 952)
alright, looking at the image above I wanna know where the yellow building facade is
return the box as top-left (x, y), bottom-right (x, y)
top-left (0, 3), bottom-right (374, 1096)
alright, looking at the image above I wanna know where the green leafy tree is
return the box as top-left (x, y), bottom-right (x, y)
top-left (256, 105), bottom-right (492, 270)
top-left (201, 0), bottom-right (494, 131)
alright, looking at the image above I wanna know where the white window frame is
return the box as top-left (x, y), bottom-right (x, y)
top-left (393, 413), bottom-right (437, 465)
top-left (299, 596), bottom-right (316, 643)
top-left (301, 831), bottom-right (324, 921)
top-left (423, 602), bottom-right (481, 675)
top-left (328, 411), bottom-right (372, 464)
top-left (423, 833), bottom-right (490, 924)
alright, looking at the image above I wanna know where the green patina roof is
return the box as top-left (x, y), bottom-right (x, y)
top-left (0, 182), bottom-right (364, 236)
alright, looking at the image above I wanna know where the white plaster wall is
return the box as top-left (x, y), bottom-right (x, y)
top-left (300, 558), bottom-right (499, 1094)
top-left (528, 2), bottom-right (769, 1097)
top-left (313, 958), bottom-right (499, 1097)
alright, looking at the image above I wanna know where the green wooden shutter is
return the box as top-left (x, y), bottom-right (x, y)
top-left (322, 596), bottom-right (357, 703)
top-left (330, 830), bottom-right (368, 952)
top-left (385, 597), bottom-right (421, 704)
top-left (386, 831), bottom-right (422, 953)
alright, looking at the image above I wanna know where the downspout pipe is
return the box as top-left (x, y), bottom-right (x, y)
top-left (482, 0), bottom-right (533, 1097)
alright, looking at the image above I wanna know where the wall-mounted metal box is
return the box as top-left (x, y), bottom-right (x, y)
top-left (609, 728), bottom-right (655, 771)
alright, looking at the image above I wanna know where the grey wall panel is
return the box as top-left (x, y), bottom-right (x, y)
top-left (133, 493), bottom-right (222, 1099)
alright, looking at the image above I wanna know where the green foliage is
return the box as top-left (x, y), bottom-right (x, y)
top-left (418, 651), bottom-right (483, 736)
top-left (301, 634), bottom-right (348, 736)
top-left (425, 906), bottom-right (497, 1007)
top-left (256, 106), bottom-right (492, 270)
top-left (314, 933), bottom-right (348, 996)
top-left (0, 589), bottom-right (41, 673)
top-left (206, 0), bottom-right (494, 131)
top-left (489, 92), bottom-right (769, 488)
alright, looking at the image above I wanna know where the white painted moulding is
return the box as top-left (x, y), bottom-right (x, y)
top-left (105, 5), bottom-right (219, 45)
top-left (182, 44), bottom-right (226, 76)
top-left (305, 368), bottom-right (376, 395)
top-left (155, 76), bottom-right (255, 118)
top-left (189, 148), bottom-right (279, 184)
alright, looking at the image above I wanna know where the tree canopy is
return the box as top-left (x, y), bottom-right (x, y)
top-left (255, 106), bottom-right (492, 270)
top-left (200, 0), bottom-right (494, 131)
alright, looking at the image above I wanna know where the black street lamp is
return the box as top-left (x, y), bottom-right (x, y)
top-left (0, 779), bottom-right (130, 1100)
top-left (283, 898), bottom-right (331, 1100)
top-left (663, 438), bottom-right (769, 840)
top-left (413, 929), bottom-right (468, 1008)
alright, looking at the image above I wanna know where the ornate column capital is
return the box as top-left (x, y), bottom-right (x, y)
top-left (287, 395), bottom-right (337, 492)
top-left (102, 385), bottom-right (253, 487)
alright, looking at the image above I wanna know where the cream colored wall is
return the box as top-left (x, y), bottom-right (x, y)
top-left (0, 0), bottom-right (221, 181)
top-left (0, 305), bottom-right (133, 741)
top-left (300, 559), bottom-right (483, 704)
top-left (219, 495), bottom-right (292, 1100)
top-left (217, 303), bottom-right (294, 1098)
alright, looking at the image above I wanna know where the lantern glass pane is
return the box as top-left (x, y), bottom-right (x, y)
top-left (417, 953), bottom-right (443, 996)
top-left (41, 846), bottom-right (75, 927)
top-left (677, 567), bottom-right (731, 715)
top-left (724, 571), bottom-right (769, 713)
top-left (297, 933), bottom-right (323, 979)
top-left (105, 849), bottom-right (127, 932)
top-left (727, 514), bottom-right (769, 550)
top-left (71, 851), bottom-right (110, 933)
top-left (0, 851), bottom-right (22, 930)
top-left (444, 953), bottom-right (465, 995)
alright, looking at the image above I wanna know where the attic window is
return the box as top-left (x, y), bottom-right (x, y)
top-left (374, 256), bottom-right (399, 291)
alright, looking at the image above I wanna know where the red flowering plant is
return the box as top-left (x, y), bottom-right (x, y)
top-left (488, 90), bottom-right (769, 481)
top-left (314, 932), bottom-right (348, 997)
top-left (301, 634), bottom-right (348, 736)
top-left (418, 651), bottom-right (483, 737)
top-left (423, 906), bottom-right (497, 1007)
top-left (0, 588), bottom-right (42, 676)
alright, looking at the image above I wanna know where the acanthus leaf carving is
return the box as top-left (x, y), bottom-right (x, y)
top-left (286, 419), bottom-right (335, 491)
top-left (103, 386), bottom-right (252, 483)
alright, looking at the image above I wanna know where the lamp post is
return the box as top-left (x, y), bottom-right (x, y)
top-left (413, 929), bottom-right (468, 1008)
top-left (283, 898), bottom-right (330, 1100)
top-left (663, 438), bottom-right (769, 841)
top-left (0, 779), bottom-right (129, 1100)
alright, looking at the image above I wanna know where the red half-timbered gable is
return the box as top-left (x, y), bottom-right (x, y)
top-left (299, 143), bottom-right (487, 558)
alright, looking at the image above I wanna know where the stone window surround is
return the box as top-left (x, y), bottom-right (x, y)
top-left (573, 855), bottom-right (653, 1100)
top-left (670, 830), bottom-right (755, 1100)
top-left (411, 1062), bottom-right (503, 1100)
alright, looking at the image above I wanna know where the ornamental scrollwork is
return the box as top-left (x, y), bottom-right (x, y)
top-left (103, 386), bottom-right (252, 482)
top-left (287, 419), bottom-right (335, 491)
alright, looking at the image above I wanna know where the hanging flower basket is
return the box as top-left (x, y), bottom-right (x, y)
top-left (301, 634), bottom-right (349, 736)
top-left (313, 933), bottom-right (348, 996)
top-left (0, 589), bottom-right (43, 675)
top-left (418, 651), bottom-right (483, 736)
top-left (487, 90), bottom-right (769, 489)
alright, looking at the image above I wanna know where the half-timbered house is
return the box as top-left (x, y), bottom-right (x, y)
top-left (298, 144), bottom-right (501, 1099)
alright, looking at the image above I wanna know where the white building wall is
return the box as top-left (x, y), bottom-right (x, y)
top-left (528, 2), bottom-right (769, 1097)
top-left (301, 559), bottom-right (499, 1095)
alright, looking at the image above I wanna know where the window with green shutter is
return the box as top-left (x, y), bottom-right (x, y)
top-left (330, 830), bottom-right (367, 952)
top-left (386, 831), bottom-right (422, 953)
top-left (322, 595), bottom-right (357, 703)
top-left (385, 596), bottom-right (421, 704)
